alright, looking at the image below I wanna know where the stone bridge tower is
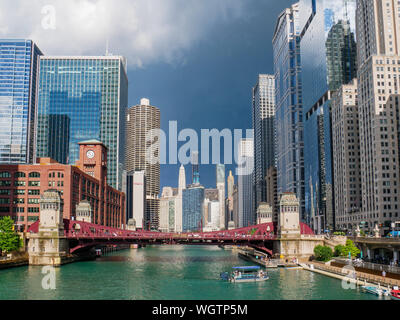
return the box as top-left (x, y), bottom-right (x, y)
top-left (27, 189), bottom-right (69, 266)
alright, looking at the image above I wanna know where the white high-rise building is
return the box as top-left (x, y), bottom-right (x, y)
top-left (238, 138), bottom-right (255, 227)
top-left (209, 201), bottom-right (220, 231)
top-left (175, 164), bottom-right (186, 232)
top-left (356, 0), bottom-right (400, 234)
top-left (159, 187), bottom-right (175, 233)
top-left (216, 164), bottom-right (226, 230)
top-left (126, 171), bottom-right (146, 230)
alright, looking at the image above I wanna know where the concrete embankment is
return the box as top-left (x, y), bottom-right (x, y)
top-left (0, 253), bottom-right (29, 270)
top-left (301, 262), bottom-right (400, 288)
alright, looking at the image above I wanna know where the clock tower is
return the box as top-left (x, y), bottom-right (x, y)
top-left (76, 140), bottom-right (108, 183)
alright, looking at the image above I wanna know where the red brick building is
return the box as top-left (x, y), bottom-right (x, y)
top-left (0, 140), bottom-right (125, 231)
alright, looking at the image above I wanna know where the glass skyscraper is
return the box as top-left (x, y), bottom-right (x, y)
top-left (299, 0), bottom-right (357, 232)
top-left (36, 56), bottom-right (128, 190)
top-left (273, 3), bottom-right (305, 220)
top-left (182, 185), bottom-right (205, 232)
top-left (0, 39), bottom-right (43, 164)
top-left (252, 74), bottom-right (275, 210)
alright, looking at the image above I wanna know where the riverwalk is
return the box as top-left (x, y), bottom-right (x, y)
top-left (301, 262), bottom-right (400, 288)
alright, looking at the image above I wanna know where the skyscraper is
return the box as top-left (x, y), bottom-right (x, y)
top-left (0, 40), bottom-right (43, 164)
top-left (126, 98), bottom-right (161, 230)
top-left (272, 3), bottom-right (305, 219)
top-left (216, 163), bottom-right (226, 230)
top-left (36, 55), bottom-right (128, 190)
top-left (175, 164), bottom-right (186, 232)
top-left (331, 79), bottom-right (361, 231)
top-left (182, 184), bottom-right (205, 232)
top-left (299, 0), bottom-right (357, 233)
top-left (238, 138), bottom-right (255, 227)
top-left (126, 170), bottom-right (146, 229)
top-left (226, 170), bottom-right (235, 224)
top-left (356, 0), bottom-right (400, 235)
top-left (252, 74), bottom-right (276, 211)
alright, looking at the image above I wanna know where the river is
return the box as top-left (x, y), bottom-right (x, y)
top-left (0, 246), bottom-right (380, 300)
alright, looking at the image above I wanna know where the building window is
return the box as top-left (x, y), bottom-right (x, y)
top-left (0, 172), bottom-right (11, 178)
top-left (14, 172), bottom-right (26, 178)
top-left (28, 181), bottom-right (40, 187)
top-left (29, 172), bottom-right (41, 178)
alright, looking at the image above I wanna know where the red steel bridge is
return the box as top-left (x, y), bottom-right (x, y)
top-left (27, 219), bottom-right (314, 256)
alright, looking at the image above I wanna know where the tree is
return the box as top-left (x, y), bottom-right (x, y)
top-left (0, 216), bottom-right (21, 254)
top-left (334, 245), bottom-right (345, 257)
top-left (314, 245), bottom-right (333, 262)
top-left (342, 239), bottom-right (360, 258)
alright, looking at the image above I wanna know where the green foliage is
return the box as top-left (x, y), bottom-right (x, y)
top-left (0, 216), bottom-right (21, 254)
top-left (360, 230), bottom-right (366, 237)
top-left (333, 240), bottom-right (360, 258)
top-left (333, 231), bottom-right (345, 236)
top-left (334, 245), bottom-right (345, 257)
top-left (314, 245), bottom-right (333, 262)
top-left (343, 239), bottom-right (360, 258)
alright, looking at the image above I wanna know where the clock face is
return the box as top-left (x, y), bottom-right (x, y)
top-left (86, 150), bottom-right (95, 159)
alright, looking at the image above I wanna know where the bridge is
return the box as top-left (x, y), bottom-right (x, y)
top-left (25, 190), bottom-right (321, 266)
top-left (26, 218), bottom-right (315, 265)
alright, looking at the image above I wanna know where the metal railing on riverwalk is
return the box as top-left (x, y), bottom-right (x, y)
top-left (333, 258), bottom-right (400, 275)
top-left (311, 262), bottom-right (400, 288)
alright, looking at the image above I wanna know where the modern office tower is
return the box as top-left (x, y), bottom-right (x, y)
top-left (273, 4), bottom-right (305, 220)
top-left (0, 40), bottom-right (43, 164)
top-left (174, 164), bottom-right (186, 232)
top-left (331, 79), bottom-right (361, 231)
top-left (238, 138), bottom-right (255, 227)
top-left (356, 0), bottom-right (400, 234)
top-left (252, 74), bottom-right (276, 211)
top-left (191, 151), bottom-right (200, 185)
top-left (266, 166), bottom-right (278, 222)
top-left (182, 184), bottom-right (205, 232)
top-left (299, 0), bottom-right (357, 233)
top-left (126, 98), bottom-right (161, 230)
top-left (159, 187), bottom-right (176, 232)
top-left (226, 170), bottom-right (235, 223)
top-left (126, 170), bottom-right (146, 230)
top-left (36, 55), bottom-right (128, 190)
top-left (216, 164), bottom-right (226, 230)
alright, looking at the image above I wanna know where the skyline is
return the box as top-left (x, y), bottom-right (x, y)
top-left (0, 0), bottom-right (295, 190)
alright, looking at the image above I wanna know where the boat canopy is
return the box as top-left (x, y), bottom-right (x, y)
top-left (232, 266), bottom-right (260, 270)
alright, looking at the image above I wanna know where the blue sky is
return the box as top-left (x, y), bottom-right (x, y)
top-left (128, 0), bottom-right (294, 190)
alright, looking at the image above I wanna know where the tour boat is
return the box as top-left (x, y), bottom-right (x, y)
top-left (220, 266), bottom-right (269, 283)
top-left (390, 287), bottom-right (400, 300)
top-left (361, 285), bottom-right (390, 296)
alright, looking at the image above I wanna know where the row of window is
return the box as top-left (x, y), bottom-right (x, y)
top-left (0, 171), bottom-right (40, 178)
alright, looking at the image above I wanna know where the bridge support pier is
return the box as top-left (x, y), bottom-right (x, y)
top-left (27, 233), bottom-right (69, 266)
top-left (27, 190), bottom-right (70, 266)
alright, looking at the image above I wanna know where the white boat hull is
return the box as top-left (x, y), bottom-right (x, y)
top-left (230, 276), bottom-right (269, 283)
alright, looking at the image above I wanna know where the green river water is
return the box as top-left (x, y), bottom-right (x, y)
top-left (0, 246), bottom-right (381, 300)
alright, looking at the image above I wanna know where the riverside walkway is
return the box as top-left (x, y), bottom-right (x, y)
top-left (301, 261), bottom-right (400, 288)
